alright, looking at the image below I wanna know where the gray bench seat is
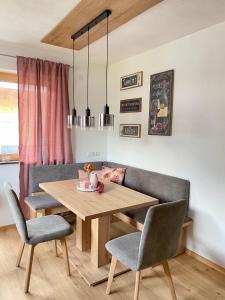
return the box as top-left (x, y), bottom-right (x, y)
top-left (25, 194), bottom-right (61, 210)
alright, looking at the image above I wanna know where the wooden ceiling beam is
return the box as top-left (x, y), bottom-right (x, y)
top-left (41, 0), bottom-right (163, 50)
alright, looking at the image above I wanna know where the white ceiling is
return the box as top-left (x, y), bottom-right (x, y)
top-left (1, 0), bottom-right (225, 64)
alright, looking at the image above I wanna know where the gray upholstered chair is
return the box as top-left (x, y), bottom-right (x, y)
top-left (4, 182), bottom-right (74, 293)
top-left (105, 200), bottom-right (187, 300)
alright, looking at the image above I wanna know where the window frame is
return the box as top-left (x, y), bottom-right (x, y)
top-left (0, 71), bottom-right (19, 163)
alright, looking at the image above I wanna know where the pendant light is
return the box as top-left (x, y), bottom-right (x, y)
top-left (68, 39), bottom-right (80, 128)
top-left (99, 12), bottom-right (114, 130)
top-left (80, 28), bottom-right (95, 130)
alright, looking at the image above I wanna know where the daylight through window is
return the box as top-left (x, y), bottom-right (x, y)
top-left (0, 73), bottom-right (19, 162)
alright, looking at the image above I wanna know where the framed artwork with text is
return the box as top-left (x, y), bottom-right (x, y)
top-left (120, 71), bottom-right (143, 90)
top-left (120, 98), bottom-right (142, 113)
top-left (148, 69), bottom-right (174, 136)
top-left (119, 124), bottom-right (141, 138)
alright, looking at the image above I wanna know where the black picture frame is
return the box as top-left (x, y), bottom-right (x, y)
top-left (120, 98), bottom-right (142, 113)
top-left (119, 124), bottom-right (141, 138)
top-left (148, 70), bottom-right (174, 136)
top-left (120, 71), bottom-right (143, 90)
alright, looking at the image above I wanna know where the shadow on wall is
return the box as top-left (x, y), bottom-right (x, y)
top-left (187, 208), bottom-right (225, 268)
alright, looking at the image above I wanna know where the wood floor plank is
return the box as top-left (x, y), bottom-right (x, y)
top-left (0, 227), bottom-right (225, 300)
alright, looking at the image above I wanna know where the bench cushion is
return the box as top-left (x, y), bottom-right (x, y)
top-left (25, 194), bottom-right (61, 210)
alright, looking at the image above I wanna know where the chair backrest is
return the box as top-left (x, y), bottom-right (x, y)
top-left (4, 182), bottom-right (28, 243)
top-left (137, 200), bottom-right (187, 270)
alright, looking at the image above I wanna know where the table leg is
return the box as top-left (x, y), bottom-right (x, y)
top-left (76, 217), bottom-right (91, 251)
top-left (91, 215), bottom-right (111, 268)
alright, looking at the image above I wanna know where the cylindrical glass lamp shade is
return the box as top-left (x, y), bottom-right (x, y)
top-left (99, 113), bottom-right (114, 129)
top-left (68, 114), bottom-right (73, 129)
top-left (68, 108), bottom-right (81, 128)
top-left (98, 104), bottom-right (114, 130)
top-left (72, 115), bottom-right (81, 128)
top-left (80, 108), bottom-right (95, 130)
top-left (80, 115), bottom-right (95, 130)
top-left (76, 115), bottom-right (81, 127)
top-left (68, 115), bottom-right (81, 128)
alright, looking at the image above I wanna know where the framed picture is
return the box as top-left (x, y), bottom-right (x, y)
top-left (119, 124), bottom-right (141, 138)
top-left (120, 71), bottom-right (143, 90)
top-left (120, 98), bottom-right (142, 113)
top-left (148, 69), bottom-right (174, 136)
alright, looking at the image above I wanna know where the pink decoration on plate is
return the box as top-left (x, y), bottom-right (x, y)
top-left (79, 180), bottom-right (90, 189)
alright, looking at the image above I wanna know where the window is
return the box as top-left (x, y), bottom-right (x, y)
top-left (0, 72), bottom-right (19, 162)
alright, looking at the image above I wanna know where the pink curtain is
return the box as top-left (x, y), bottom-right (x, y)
top-left (17, 56), bottom-right (73, 217)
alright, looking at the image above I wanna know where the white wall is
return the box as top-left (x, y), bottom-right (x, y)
top-left (70, 62), bottom-right (107, 162)
top-left (107, 21), bottom-right (225, 267)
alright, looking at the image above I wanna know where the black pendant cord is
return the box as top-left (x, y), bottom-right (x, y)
top-left (106, 15), bottom-right (109, 107)
top-left (87, 28), bottom-right (90, 110)
top-left (72, 39), bottom-right (75, 110)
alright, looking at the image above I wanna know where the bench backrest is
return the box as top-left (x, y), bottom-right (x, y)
top-left (29, 161), bottom-right (190, 209)
top-left (103, 162), bottom-right (190, 208)
top-left (29, 162), bottom-right (103, 193)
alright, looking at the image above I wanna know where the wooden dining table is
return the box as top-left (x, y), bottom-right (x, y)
top-left (39, 179), bottom-right (158, 285)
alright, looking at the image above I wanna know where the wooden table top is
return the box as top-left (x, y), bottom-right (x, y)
top-left (39, 179), bottom-right (158, 221)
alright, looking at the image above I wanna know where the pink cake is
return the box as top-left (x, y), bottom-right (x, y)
top-left (79, 180), bottom-right (90, 189)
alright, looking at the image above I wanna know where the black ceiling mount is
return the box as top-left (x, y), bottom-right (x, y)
top-left (71, 9), bottom-right (112, 41)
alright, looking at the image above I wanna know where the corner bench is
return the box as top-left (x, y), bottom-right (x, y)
top-left (27, 161), bottom-right (192, 254)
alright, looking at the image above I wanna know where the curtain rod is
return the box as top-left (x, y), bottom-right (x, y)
top-left (0, 53), bottom-right (16, 58)
top-left (0, 52), bottom-right (72, 68)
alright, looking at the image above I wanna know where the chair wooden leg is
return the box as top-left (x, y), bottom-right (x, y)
top-left (24, 244), bottom-right (35, 293)
top-left (54, 240), bottom-right (58, 257)
top-left (162, 261), bottom-right (177, 300)
top-left (106, 256), bottom-right (117, 295)
top-left (134, 271), bottom-right (141, 300)
top-left (16, 240), bottom-right (25, 267)
top-left (60, 238), bottom-right (71, 276)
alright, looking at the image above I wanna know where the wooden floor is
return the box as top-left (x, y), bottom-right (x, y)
top-left (0, 227), bottom-right (225, 300)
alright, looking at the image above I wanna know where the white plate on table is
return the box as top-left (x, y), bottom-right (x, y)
top-left (76, 186), bottom-right (98, 192)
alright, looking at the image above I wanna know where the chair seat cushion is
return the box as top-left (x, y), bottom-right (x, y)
top-left (26, 215), bottom-right (73, 244)
top-left (105, 232), bottom-right (141, 271)
top-left (25, 194), bottom-right (62, 210)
